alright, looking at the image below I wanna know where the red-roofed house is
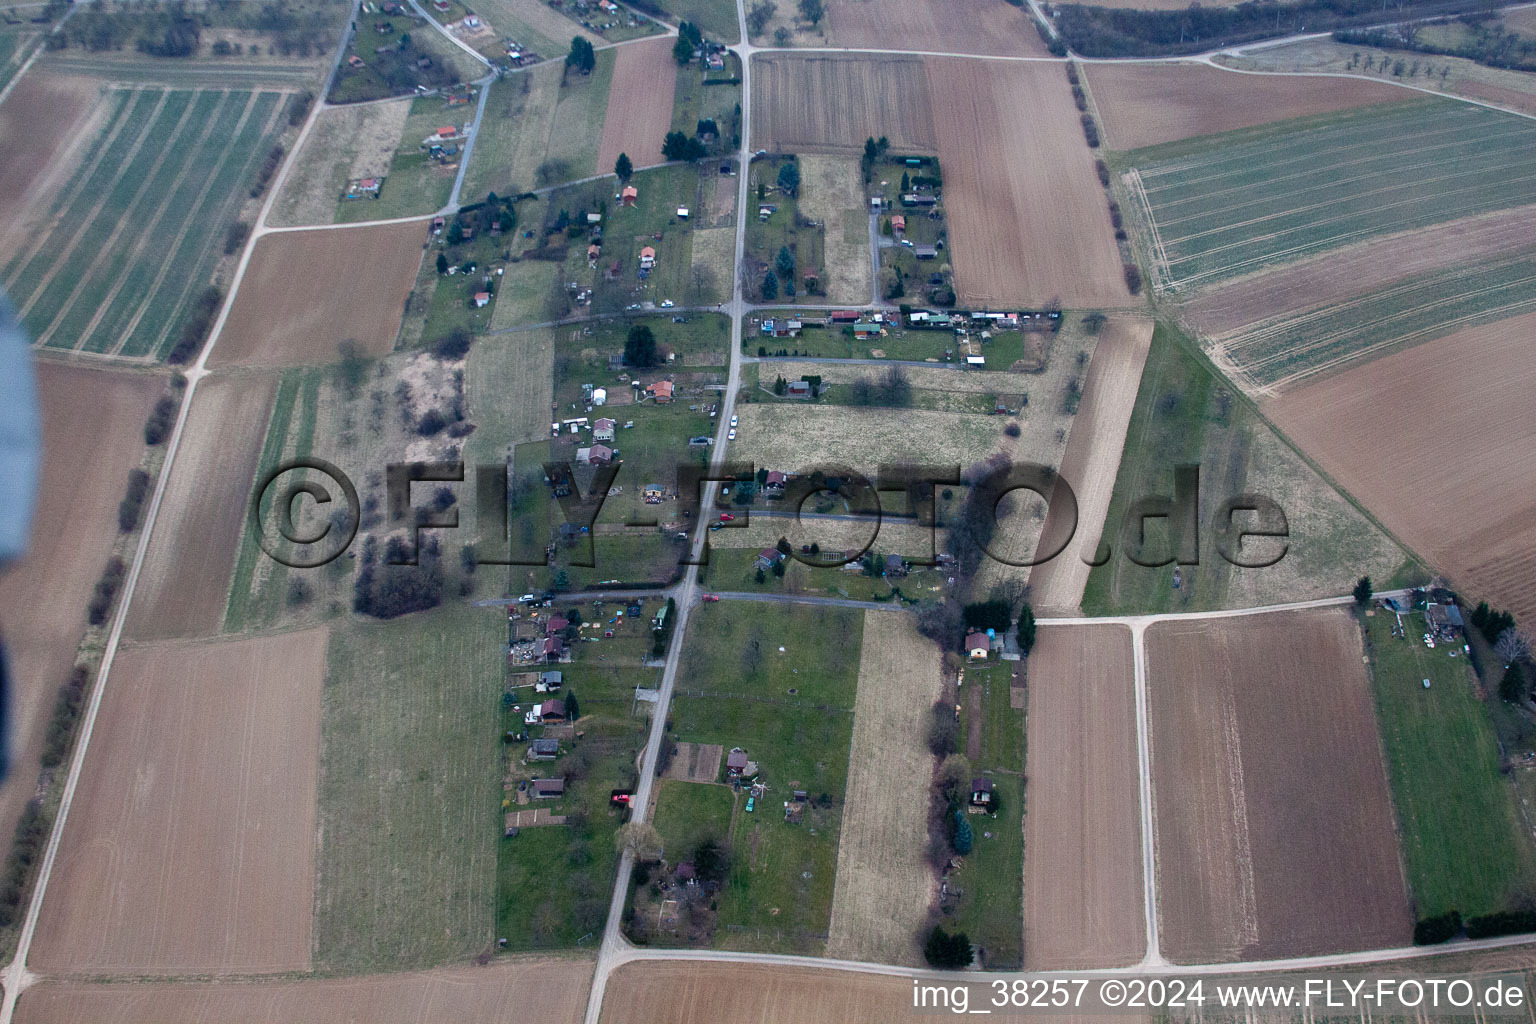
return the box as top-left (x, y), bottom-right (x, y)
top-left (473, 291), bottom-right (490, 307)
top-left (646, 380), bottom-right (673, 403)
top-left (620, 185), bottom-right (638, 205)
top-left (639, 245), bottom-right (656, 270)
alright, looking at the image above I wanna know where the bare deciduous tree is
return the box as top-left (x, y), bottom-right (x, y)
top-left (1496, 628), bottom-right (1532, 666)
top-left (616, 821), bottom-right (663, 862)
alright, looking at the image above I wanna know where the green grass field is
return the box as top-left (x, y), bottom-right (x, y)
top-left (314, 603), bottom-right (504, 970)
top-left (1217, 246), bottom-right (1536, 389)
top-left (653, 778), bottom-right (737, 861)
top-left (328, 17), bottom-right (482, 104)
top-left (670, 52), bottom-right (741, 144)
top-left (564, 162), bottom-right (713, 312)
top-left (498, 665), bottom-right (651, 950)
top-left (745, 157), bottom-right (822, 301)
top-left (461, 49), bottom-right (625, 200)
top-left (949, 663), bottom-right (1023, 967)
top-left (653, 0), bottom-right (739, 42)
top-left (1130, 100), bottom-right (1536, 290)
top-left (4, 86), bottom-right (286, 360)
top-left (659, 601), bottom-right (864, 953)
top-left (1365, 612), bottom-right (1536, 919)
top-left (698, 545), bottom-right (942, 603)
top-left (336, 94), bottom-right (458, 222)
top-left (1080, 323), bottom-right (1415, 615)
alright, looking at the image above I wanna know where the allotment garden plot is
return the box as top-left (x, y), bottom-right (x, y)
top-left (1, 85), bottom-right (289, 359)
top-left (634, 601), bottom-right (863, 954)
top-left (1129, 99), bottom-right (1536, 292)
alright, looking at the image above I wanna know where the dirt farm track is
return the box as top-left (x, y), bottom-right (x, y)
top-left (1146, 610), bottom-right (1412, 963)
top-left (31, 629), bottom-right (328, 974)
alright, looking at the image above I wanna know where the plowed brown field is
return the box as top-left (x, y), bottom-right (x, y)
top-left (1266, 312), bottom-right (1536, 626)
top-left (926, 57), bottom-right (1128, 307)
top-left (213, 222), bottom-right (425, 366)
top-left (824, 0), bottom-right (1050, 56)
top-left (0, 363), bottom-right (159, 850)
top-left (15, 957), bottom-right (592, 1023)
top-left (125, 372), bottom-right (276, 640)
top-left (598, 961), bottom-right (935, 1022)
top-left (597, 36), bottom-right (677, 171)
top-left (601, 960), bottom-right (1148, 1024)
top-left (751, 53), bottom-right (937, 154)
top-left (1147, 610), bottom-right (1412, 963)
top-left (1086, 64), bottom-right (1406, 151)
top-left (31, 629), bottom-right (328, 974)
top-left (1023, 624), bottom-right (1143, 970)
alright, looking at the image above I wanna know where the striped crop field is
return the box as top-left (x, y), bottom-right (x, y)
top-left (1, 85), bottom-right (288, 361)
top-left (1128, 99), bottom-right (1536, 291)
top-left (1215, 245), bottom-right (1536, 392)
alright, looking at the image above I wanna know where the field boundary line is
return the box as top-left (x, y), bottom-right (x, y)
top-left (1128, 622), bottom-right (1164, 966)
top-left (595, 927), bottom-right (1536, 982)
top-left (1123, 169), bottom-right (1170, 291)
top-left (0, 8), bottom-right (360, 1019)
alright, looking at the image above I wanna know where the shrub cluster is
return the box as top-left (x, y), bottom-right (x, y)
top-left (167, 286), bottom-right (223, 364)
top-left (117, 468), bottom-right (152, 532)
top-left (223, 219), bottom-right (250, 256)
top-left (144, 394), bottom-right (177, 445)
top-left (287, 90), bottom-right (314, 127)
top-left (352, 536), bottom-right (443, 619)
top-left (87, 557), bottom-right (127, 627)
top-left (1413, 910), bottom-right (1462, 944)
top-left (1055, 0), bottom-right (1479, 59)
top-left (40, 665), bottom-right (91, 769)
top-left (1466, 909), bottom-right (1536, 939)
top-left (1123, 263), bottom-right (1143, 294)
top-left (1471, 602), bottom-right (1517, 644)
top-left (0, 799), bottom-right (52, 928)
top-left (1081, 113), bottom-right (1100, 148)
top-left (249, 144), bottom-right (284, 199)
top-left (924, 924), bottom-right (974, 968)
